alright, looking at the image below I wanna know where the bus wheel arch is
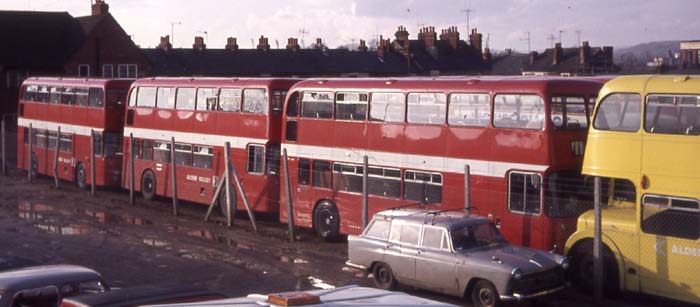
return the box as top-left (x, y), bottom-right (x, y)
top-left (312, 199), bottom-right (340, 241)
top-left (140, 169), bottom-right (157, 201)
top-left (568, 238), bottom-right (620, 296)
top-left (75, 162), bottom-right (88, 190)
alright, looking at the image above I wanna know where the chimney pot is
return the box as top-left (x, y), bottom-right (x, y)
top-left (553, 43), bottom-right (563, 65)
top-left (529, 51), bottom-right (538, 65)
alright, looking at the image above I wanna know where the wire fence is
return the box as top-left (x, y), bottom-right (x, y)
top-left (3, 116), bottom-right (698, 304)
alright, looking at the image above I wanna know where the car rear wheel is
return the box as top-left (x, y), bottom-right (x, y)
top-left (471, 280), bottom-right (500, 307)
top-left (313, 201), bottom-right (340, 241)
top-left (141, 170), bottom-right (156, 201)
top-left (372, 262), bottom-right (396, 290)
top-left (76, 163), bottom-right (88, 190)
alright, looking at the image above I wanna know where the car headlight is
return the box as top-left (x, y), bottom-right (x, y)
top-left (560, 258), bottom-right (570, 270)
top-left (511, 268), bottom-right (522, 280)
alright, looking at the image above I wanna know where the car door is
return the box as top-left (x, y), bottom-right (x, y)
top-left (384, 221), bottom-right (420, 285)
top-left (415, 226), bottom-right (459, 295)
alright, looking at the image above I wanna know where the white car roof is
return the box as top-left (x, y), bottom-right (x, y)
top-left (143, 285), bottom-right (457, 307)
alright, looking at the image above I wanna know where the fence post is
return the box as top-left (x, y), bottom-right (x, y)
top-left (129, 133), bottom-right (135, 205)
top-left (223, 142), bottom-right (233, 227)
top-left (1, 119), bottom-right (6, 177)
top-left (170, 137), bottom-right (178, 216)
top-left (465, 165), bottom-right (471, 213)
top-left (28, 123), bottom-right (32, 183)
top-left (362, 155), bottom-right (369, 229)
top-left (90, 130), bottom-right (96, 196)
top-left (228, 147), bottom-right (257, 232)
top-left (282, 148), bottom-right (295, 241)
top-left (593, 176), bottom-right (603, 303)
top-left (53, 126), bottom-right (60, 188)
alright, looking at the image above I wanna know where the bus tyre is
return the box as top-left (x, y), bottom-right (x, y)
top-left (313, 201), bottom-right (340, 241)
top-left (372, 262), bottom-right (397, 290)
top-left (76, 163), bottom-right (88, 190)
top-left (218, 187), bottom-right (237, 219)
top-left (569, 241), bottom-right (619, 297)
top-left (141, 170), bottom-right (156, 201)
top-left (30, 152), bottom-right (38, 178)
top-left (471, 280), bottom-right (500, 307)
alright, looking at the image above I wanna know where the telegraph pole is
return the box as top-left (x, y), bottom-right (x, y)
top-left (460, 0), bottom-right (474, 32)
top-left (520, 31), bottom-right (531, 53)
top-left (169, 21), bottom-right (181, 46)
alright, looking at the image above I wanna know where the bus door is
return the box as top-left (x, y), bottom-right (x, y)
top-left (502, 171), bottom-right (545, 250)
top-left (639, 194), bottom-right (700, 302)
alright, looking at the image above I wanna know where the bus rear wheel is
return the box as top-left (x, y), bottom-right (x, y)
top-left (141, 170), bottom-right (156, 201)
top-left (75, 163), bottom-right (88, 190)
top-left (313, 201), bottom-right (340, 241)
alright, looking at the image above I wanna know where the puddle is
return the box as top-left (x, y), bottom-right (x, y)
top-left (293, 258), bottom-right (309, 264)
top-left (83, 209), bottom-right (153, 226)
top-left (142, 238), bottom-right (169, 247)
top-left (307, 276), bottom-right (335, 290)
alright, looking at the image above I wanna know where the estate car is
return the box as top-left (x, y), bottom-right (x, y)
top-left (347, 209), bottom-right (568, 307)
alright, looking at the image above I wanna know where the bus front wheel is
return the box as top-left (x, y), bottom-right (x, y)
top-left (569, 240), bottom-right (619, 296)
top-left (76, 163), bottom-right (88, 190)
top-left (141, 170), bottom-right (156, 201)
top-left (313, 201), bottom-right (340, 241)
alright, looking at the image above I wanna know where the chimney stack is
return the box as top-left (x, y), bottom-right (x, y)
top-left (286, 37), bottom-right (300, 51)
top-left (225, 37), bottom-right (238, 51)
top-left (529, 51), bottom-right (539, 65)
top-left (314, 38), bottom-right (324, 49)
top-left (440, 27), bottom-right (461, 50)
top-left (193, 36), bottom-right (206, 51)
top-left (158, 35), bottom-right (172, 52)
top-left (579, 41), bottom-right (591, 66)
top-left (91, 0), bottom-right (109, 16)
top-left (552, 42), bottom-right (563, 65)
top-left (483, 48), bottom-right (492, 62)
top-left (377, 35), bottom-right (391, 59)
top-left (469, 28), bottom-right (481, 53)
top-left (505, 48), bottom-right (512, 55)
top-left (358, 39), bottom-right (368, 52)
top-left (419, 26), bottom-right (437, 49)
top-left (395, 25), bottom-right (409, 43)
top-left (257, 36), bottom-right (270, 51)
top-left (603, 46), bottom-right (614, 68)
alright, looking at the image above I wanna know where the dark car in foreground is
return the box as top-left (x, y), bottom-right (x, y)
top-left (346, 209), bottom-right (569, 307)
top-left (60, 284), bottom-right (226, 307)
top-left (0, 265), bottom-right (108, 307)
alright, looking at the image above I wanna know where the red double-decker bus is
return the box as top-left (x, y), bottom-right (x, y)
top-left (17, 77), bottom-right (132, 188)
top-left (281, 77), bottom-right (604, 251)
top-left (122, 78), bottom-right (300, 213)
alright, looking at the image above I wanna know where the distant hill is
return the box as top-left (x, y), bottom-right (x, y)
top-left (615, 40), bottom-right (681, 62)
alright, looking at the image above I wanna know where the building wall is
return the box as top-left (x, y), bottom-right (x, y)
top-left (64, 15), bottom-right (149, 78)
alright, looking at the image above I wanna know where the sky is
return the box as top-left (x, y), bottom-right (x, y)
top-left (2, 0), bottom-right (699, 52)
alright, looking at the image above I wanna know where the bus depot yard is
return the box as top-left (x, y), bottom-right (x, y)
top-left (0, 170), bottom-right (687, 307)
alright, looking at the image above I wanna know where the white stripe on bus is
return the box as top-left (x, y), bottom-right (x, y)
top-left (123, 127), bottom-right (269, 150)
top-left (18, 118), bottom-right (104, 135)
top-left (281, 143), bottom-right (548, 178)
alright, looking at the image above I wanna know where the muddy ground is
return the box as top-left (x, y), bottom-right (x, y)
top-left (0, 169), bottom-right (689, 307)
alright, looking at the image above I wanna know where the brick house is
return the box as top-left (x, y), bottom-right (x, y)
top-left (0, 0), bottom-right (149, 115)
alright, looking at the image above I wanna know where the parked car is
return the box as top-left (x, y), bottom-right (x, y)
top-left (143, 285), bottom-right (460, 307)
top-left (0, 265), bottom-right (108, 307)
top-left (60, 284), bottom-right (226, 307)
top-left (346, 209), bottom-right (569, 307)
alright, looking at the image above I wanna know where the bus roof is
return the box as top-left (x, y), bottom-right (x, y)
top-left (130, 77), bottom-right (301, 88)
top-left (22, 77), bottom-right (133, 88)
top-left (600, 75), bottom-right (700, 97)
top-left (289, 76), bottom-right (604, 93)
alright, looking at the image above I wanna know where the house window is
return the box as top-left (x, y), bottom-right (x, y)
top-left (118, 64), bottom-right (139, 79)
top-left (102, 65), bottom-right (113, 78)
top-left (78, 65), bottom-right (90, 78)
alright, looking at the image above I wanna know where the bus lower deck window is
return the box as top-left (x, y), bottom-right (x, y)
top-left (508, 172), bottom-right (541, 215)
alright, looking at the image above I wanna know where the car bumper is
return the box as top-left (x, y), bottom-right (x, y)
top-left (345, 261), bottom-right (368, 271)
top-left (500, 284), bottom-right (567, 301)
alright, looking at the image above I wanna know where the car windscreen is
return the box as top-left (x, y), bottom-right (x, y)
top-left (450, 223), bottom-right (506, 251)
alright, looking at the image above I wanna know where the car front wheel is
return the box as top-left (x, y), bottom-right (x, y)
top-left (471, 280), bottom-right (500, 307)
top-left (372, 262), bottom-right (396, 290)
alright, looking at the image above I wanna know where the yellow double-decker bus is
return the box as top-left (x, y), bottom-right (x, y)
top-left (565, 75), bottom-right (700, 304)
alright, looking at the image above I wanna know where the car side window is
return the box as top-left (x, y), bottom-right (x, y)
top-left (400, 224), bottom-right (421, 246)
top-left (389, 221), bottom-right (402, 242)
top-left (421, 226), bottom-right (445, 249)
top-left (365, 219), bottom-right (391, 240)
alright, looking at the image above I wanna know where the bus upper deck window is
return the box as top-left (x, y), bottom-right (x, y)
top-left (89, 88), bottom-right (105, 108)
top-left (75, 87), bottom-right (89, 106)
top-left (550, 96), bottom-right (587, 130)
top-left (369, 92), bottom-right (405, 123)
top-left (593, 93), bottom-right (641, 132)
top-left (242, 88), bottom-right (268, 114)
top-left (493, 94), bottom-right (545, 130)
top-left (645, 95), bottom-right (700, 135)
